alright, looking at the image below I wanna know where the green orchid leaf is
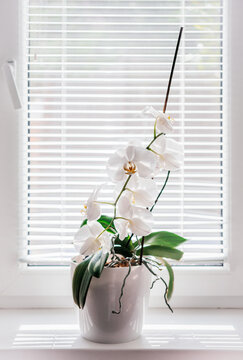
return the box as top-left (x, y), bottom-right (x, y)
top-left (80, 219), bottom-right (88, 228)
top-left (79, 264), bottom-right (93, 309)
top-left (161, 258), bottom-right (174, 301)
top-left (143, 231), bottom-right (187, 248)
top-left (81, 215), bottom-right (116, 234)
top-left (114, 244), bottom-right (133, 258)
top-left (72, 250), bottom-right (109, 308)
top-left (137, 244), bottom-right (183, 261)
top-left (72, 255), bottom-right (93, 308)
top-left (97, 215), bottom-right (116, 234)
top-left (114, 236), bottom-right (134, 251)
top-left (88, 249), bottom-right (109, 278)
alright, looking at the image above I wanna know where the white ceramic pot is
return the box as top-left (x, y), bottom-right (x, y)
top-left (71, 260), bottom-right (151, 343)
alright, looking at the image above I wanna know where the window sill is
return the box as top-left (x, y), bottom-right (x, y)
top-left (0, 308), bottom-right (243, 359)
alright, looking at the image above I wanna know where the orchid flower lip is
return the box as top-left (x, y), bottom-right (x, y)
top-left (123, 161), bottom-right (137, 175)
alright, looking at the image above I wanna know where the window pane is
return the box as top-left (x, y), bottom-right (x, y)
top-left (24, 0), bottom-right (224, 266)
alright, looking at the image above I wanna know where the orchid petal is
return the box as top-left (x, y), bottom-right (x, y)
top-left (130, 217), bottom-right (152, 237)
top-left (117, 195), bottom-right (133, 218)
top-left (107, 152), bottom-right (123, 167)
top-left (114, 218), bottom-right (129, 240)
top-left (79, 236), bottom-right (99, 256)
top-left (74, 225), bottom-right (90, 243)
top-left (73, 225), bottom-right (92, 253)
top-left (133, 189), bottom-right (154, 207)
top-left (134, 147), bottom-right (155, 164)
top-left (151, 135), bottom-right (166, 153)
top-left (101, 236), bottom-right (112, 253)
top-left (134, 207), bottom-right (153, 223)
top-left (86, 202), bottom-right (101, 221)
top-left (125, 145), bottom-right (136, 161)
top-left (165, 138), bottom-right (183, 153)
top-left (136, 161), bottom-right (152, 178)
top-left (73, 220), bottom-right (111, 256)
top-left (163, 153), bottom-right (181, 171)
top-left (143, 105), bottom-right (160, 118)
top-left (88, 221), bottom-right (104, 237)
top-left (140, 178), bottom-right (158, 196)
top-left (92, 183), bottom-right (104, 198)
top-left (127, 173), bottom-right (139, 189)
top-left (143, 106), bottom-right (174, 134)
top-left (108, 167), bottom-right (125, 182)
top-left (157, 117), bottom-right (173, 134)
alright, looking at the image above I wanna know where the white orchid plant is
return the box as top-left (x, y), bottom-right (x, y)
top-left (72, 28), bottom-right (186, 313)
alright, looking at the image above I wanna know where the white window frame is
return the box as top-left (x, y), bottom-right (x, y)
top-left (0, 0), bottom-right (242, 308)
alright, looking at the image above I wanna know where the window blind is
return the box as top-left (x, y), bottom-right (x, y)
top-left (23, 0), bottom-right (225, 266)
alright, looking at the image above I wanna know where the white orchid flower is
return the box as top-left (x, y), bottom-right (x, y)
top-left (107, 143), bottom-right (156, 183)
top-left (143, 106), bottom-right (174, 134)
top-left (150, 135), bottom-right (183, 172)
top-left (122, 174), bottom-right (157, 208)
top-left (74, 221), bottom-right (111, 256)
top-left (80, 186), bottom-right (102, 221)
top-left (114, 195), bottom-right (153, 240)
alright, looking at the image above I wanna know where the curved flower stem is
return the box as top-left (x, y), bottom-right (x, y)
top-left (146, 132), bottom-right (164, 149)
top-left (150, 171), bottom-right (170, 212)
top-left (97, 175), bottom-right (132, 238)
top-left (96, 219), bottom-right (115, 239)
top-left (125, 170), bottom-right (170, 249)
top-left (153, 118), bottom-right (157, 138)
top-left (125, 171), bottom-right (170, 248)
top-left (114, 175), bottom-right (132, 206)
top-left (125, 188), bottom-right (133, 193)
top-left (94, 201), bottom-right (115, 206)
top-left (149, 148), bottom-right (160, 156)
top-left (113, 174), bottom-right (132, 219)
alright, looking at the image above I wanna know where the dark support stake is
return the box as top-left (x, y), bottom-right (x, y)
top-left (139, 236), bottom-right (145, 265)
top-left (163, 27), bottom-right (183, 114)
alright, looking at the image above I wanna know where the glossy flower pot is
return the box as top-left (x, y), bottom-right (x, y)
top-left (71, 260), bottom-right (151, 343)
